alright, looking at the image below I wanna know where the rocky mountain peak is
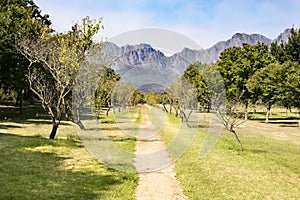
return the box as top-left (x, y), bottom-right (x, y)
top-left (275, 28), bottom-right (291, 43)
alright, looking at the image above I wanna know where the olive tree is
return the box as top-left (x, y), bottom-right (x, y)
top-left (17, 17), bottom-right (103, 139)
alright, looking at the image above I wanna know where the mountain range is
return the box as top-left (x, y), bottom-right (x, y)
top-left (102, 28), bottom-right (291, 92)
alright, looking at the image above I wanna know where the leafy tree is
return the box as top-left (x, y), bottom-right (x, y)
top-left (95, 67), bottom-right (121, 117)
top-left (284, 61), bottom-right (300, 127)
top-left (129, 88), bottom-right (143, 106)
top-left (144, 93), bottom-right (160, 105)
top-left (182, 62), bottom-right (225, 113)
top-left (271, 27), bottom-right (300, 64)
top-left (285, 28), bottom-right (300, 63)
top-left (0, 0), bottom-right (51, 112)
top-left (217, 102), bottom-right (244, 151)
top-left (269, 28), bottom-right (300, 117)
top-left (72, 62), bottom-right (105, 129)
top-left (182, 62), bottom-right (210, 111)
top-left (217, 43), bottom-right (273, 119)
top-left (158, 92), bottom-right (171, 113)
top-left (247, 62), bottom-right (288, 123)
top-left (17, 17), bottom-right (103, 139)
top-left (168, 78), bottom-right (197, 122)
top-left (270, 41), bottom-right (287, 64)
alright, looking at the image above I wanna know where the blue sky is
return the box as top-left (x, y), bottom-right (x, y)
top-left (35, 0), bottom-right (300, 49)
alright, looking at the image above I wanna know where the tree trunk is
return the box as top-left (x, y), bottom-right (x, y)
top-left (207, 104), bottom-right (210, 113)
top-left (185, 110), bottom-right (193, 122)
top-left (76, 120), bottom-right (86, 130)
top-left (244, 102), bottom-right (248, 120)
top-left (16, 89), bottom-right (24, 114)
top-left (49, 121), bottom-right (59, 139)
top-left (180, 111), bottom-right (185, 122)
top-left (20, 89), bottom-right (24, 114)
top-left (266, 105), bottom-right (271, 123)
top-left (106, 106), bottom-right (111, 117)
top-left (231, 129), bottom-right (243, 151)
top-left (74, 107), bottom-right (86, 130)
top-left (162, 104), bottom-right (168, 113)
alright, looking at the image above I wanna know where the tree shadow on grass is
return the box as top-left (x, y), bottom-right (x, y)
top-left (0, 133), bottom-right (135, 200)
top-left (244, 149), bottom-right (268, 154)
top-left (249, 116), bottom-right (299, 127)
top-left (0, 124), bottom-right (22, 129)
top-left (0, 103), bottom-right (72, 127)
top-left (107, 135), bottom-right (136, 142)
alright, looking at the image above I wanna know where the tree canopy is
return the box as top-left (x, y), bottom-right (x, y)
top-left (0, 0), bottom-right (51, 112)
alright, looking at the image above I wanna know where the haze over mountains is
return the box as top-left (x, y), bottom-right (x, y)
top-left (103, 28), bottom-right (291, 91)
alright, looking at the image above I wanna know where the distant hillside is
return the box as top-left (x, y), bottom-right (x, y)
top-left (102, 28), bottom-right (292, 91)
top-left (206, 32), bottom-right (273, 61)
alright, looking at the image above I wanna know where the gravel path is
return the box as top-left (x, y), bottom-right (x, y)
top-left (134, 105), bottom-right (188, 200)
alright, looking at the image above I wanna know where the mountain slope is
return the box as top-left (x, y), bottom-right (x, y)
top-left (105, 43), bottom-right (178, 89)
top-left (275, 28), bottom-right (291, 43)
top-left (206, 33), bottom-right (273, 61)
top-left (102, 28), bottom-right (292, 91)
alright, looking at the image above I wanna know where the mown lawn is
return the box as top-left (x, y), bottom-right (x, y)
top-left (160, 108), bottom-right (300, 199)
top-left (0, 103), bottom-right (138, 200)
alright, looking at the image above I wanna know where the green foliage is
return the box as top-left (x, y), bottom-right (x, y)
top-left (285, 28), bottom-right (300, 62)
top-left (182, 62), bottom-right (209, 107)
top-left (95, 67), bottom-right (120, 114)
top-left (270, 41), bottom-right (287, 64)
top-left (247, 62), bottom-right (285, 108)
top-left (130, 89), bottom-right (143, 105)
top-left (144, 93), bottom-right (160, 105)
top-left (17, 16), bottom-right (104, 138)
top-left (217, 43), bottom-right (273, 104)
top-left (0, 0), bottom-right (51, 107)
top-left (250, 28), bottom-right (300, 112)
top-left (285, 61), bottom-right (300, 108)
top-left (182, 62), bottom-right (225, 112)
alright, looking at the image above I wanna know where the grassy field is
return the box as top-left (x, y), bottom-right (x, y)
top-left (0, 103), bottom-right (138, 200)
top-left (160, 107), bottom-right (300, 199)
top-left (1, 103), bottom-right (300, 199)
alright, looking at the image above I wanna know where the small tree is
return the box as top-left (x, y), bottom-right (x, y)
top-left (168, 78), bottom-right (197, 122)
top-left (72, 62), bottom-right (105, 129)
top-left (95, 67), bottom-right (121, 117)
top-left (217, 102), bottom-right (245, 151)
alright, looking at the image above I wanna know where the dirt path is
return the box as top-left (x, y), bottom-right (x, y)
top-left (134, 105), bottom-right (188, 200)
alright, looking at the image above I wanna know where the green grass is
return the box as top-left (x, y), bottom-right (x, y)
top-left (160, 109), bottom-right (300, 199)
top-left (0, 103), bottom-right (137, 200)
top-left (130, 106), bottom-right (141, 125)
top-left (99, 109), bottom-right (138, 152)
top-left (159, 112), bottom-right (181, 145)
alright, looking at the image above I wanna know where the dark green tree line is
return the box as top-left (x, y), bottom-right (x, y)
top-left (0, 0), bottom-right (51, 112)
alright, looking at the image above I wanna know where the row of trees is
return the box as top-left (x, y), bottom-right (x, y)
top-left (180, 29), bottom-right (300, 124)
